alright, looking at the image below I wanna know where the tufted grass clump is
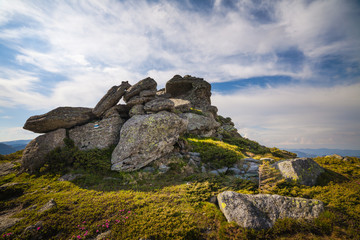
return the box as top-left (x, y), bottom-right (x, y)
top-left (186, 137), bottom-right (245, 169)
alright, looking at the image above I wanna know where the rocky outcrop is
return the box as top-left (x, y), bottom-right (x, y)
top-left (144, 98), bottom-right (175, 113)
top-left (69, 114), bottom-right (123, 150)
top-left (273, 158), bottom-right (325, 186)
top-left (92, 81), bottom-right (131, 117)
top-left (218, 191), bottom-right (324, 229)
top-left (21, 129), bottom-right (66, 172)
top-left (23, 107), bottom-right (94, 133)
top-left (165, 75), bottom-right (211, 110)
top-left (181, 112), bottom-right (220, 137)
top-left (123, 77), bottom-right (157, 102)
top-left (111, 111), bottom-right (188, 172)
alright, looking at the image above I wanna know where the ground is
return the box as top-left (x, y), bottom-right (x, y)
top-left (0, 140), bottom-right (360, 239)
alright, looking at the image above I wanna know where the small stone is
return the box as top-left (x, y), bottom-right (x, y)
top-left (58, 173), bottom-right (83, 181)
top-left (159, 164), bottom-right (170, 173)
top-left (228, 167), bottom-right (242, 175)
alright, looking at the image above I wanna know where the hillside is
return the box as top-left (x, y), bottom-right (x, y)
top-left (1, 146), bottom-right (360, 239)
top-left (1, 75), bottom-right (360, 239)
top-left (0, 143), bottom-right (16, 155)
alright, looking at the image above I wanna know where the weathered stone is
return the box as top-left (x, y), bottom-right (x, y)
top-left (69, 115), bottom-right (123, 150)
top-left (23, 107), bottom-right (94, 133)
top-left (111, 111), bottom-right (188, 172)
top-left (272, 158), bottom-right (325, 186)
top-left (210, 167), bottom-right (228, 175)
top-left (165, 75), bottom-right (211, 110)
top-left (0, 162), bottom-right (16, 176)
top-left (126, 96), bottom-right (155, 107)
top-left (58, 173), bottom-right (83, 181)
top-left (0, 212), bottom-right (22, 232)
top-left (144, 98), bottom-right (175, 113)
top-left (129, 105), bottom-right (145, 117)
top-left (104, 104), bottom-right (131, 119)
top-left (169, 98), bottom-right (191, 112)
top-left (218, 191), bottom-right (324, 229)
top-left (180, 112), bottom-right (220, 137)
top-left (123, 77), bottom-right (157, 102)
top-left (92, 81), bottom-right (131, 117)
top-left (39, 199), bottom-right (57, 212)
top-left (140, 89), bottom-right (157, 97)
top-left (21, 129), bottom-right (66, 173)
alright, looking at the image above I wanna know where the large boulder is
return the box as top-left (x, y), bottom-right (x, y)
top-left (69, 114), bottom-right (123, 150)
top-left (165, 75), bottom-right (211, 110)
top-left (180, 112), bottom-right (220, 137)
top-left (123, 77), bottom-right (157, 102)
top-left (92, 81), bottom-right (131, 117)
top-left (23, 107), bottom-right (94, 133)
top-left (21, 129), bottom-right (66, 172)
top-left (111, 111), bottom-right (188, 172)
top-left (218, 191), bottom-right (324, 229)
top-left (144, 98), bottom-right (175, 113)
top-left (272, 158), bottom-right (325, 186)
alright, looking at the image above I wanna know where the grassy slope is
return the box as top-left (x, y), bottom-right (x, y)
top-left (1, 141), bottom-right (360, 239)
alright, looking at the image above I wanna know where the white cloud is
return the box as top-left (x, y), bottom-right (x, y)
top-left (0, 127), bottom-right (39, 142)
top-left (212, 82), bottom-right (360, 149)
top-left (0, 0), bottom-right (358, 111)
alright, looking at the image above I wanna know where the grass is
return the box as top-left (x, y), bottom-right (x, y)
top-left (1, 145), bottom-right (360, 239)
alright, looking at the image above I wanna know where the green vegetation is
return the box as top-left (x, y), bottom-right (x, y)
top-left (258, 162), bottom-right (285, 194)
top-left (186, 137), bottom-right (244, 169)
top-left (1, 144), bottom-right (360, 239)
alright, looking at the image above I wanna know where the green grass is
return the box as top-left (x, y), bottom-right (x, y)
top-left (1, 145), bottom-right (360, 239)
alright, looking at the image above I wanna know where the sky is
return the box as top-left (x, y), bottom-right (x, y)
top-left (0, 0), bottom-right (359, 150)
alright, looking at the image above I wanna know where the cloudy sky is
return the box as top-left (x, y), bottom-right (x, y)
top-left (0, 0), bottom-right (359, 150)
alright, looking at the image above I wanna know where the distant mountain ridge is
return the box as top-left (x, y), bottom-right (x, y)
top-left (0, 139), bottom-right (32, 155)
top-left (286, 148), bottom-right (360, 157)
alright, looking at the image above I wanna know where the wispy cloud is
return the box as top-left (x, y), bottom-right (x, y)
top-left (0, 0), bottom-right (359, 110)
top-left (212, 82), bottom-right (360, 149)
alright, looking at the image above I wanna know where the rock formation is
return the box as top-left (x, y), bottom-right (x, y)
top-left (218, 191), bottom-right (324, 229)
top-left (21, 75), bottom-right (221, 173)
top-left (272, 158), bottom-right (325, 186)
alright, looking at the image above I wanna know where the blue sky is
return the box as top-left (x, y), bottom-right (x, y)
top-left (0, 0), bottom-right (359, 149)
